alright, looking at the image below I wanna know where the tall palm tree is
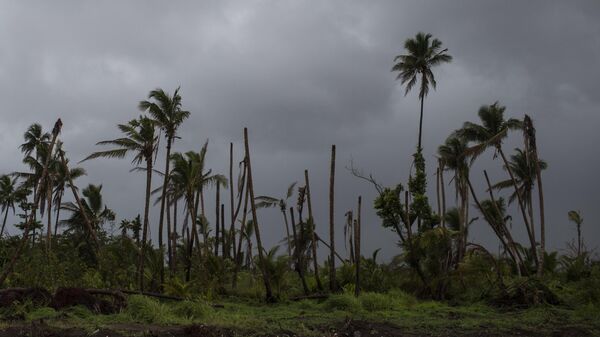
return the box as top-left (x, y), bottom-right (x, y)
top-left (0, 175), bottom-right (29, 237)
top-left (255, 182), bottom-right (297, 262)
top-left (82, 116), bottom-right (157, 291)
top-left (392, 32), bottom-right (452, 150)
top-left (437, 134), bottom-right (469, 262)
top-left (139, 87), bottom-right (190, 284)
top-left (459, 102), bottom-right (537, 267)
top-left (492, 148), bottom-right (547, 240)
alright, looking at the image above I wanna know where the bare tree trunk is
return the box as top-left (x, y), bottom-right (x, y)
top-left (138, 156), bottom-right (153, 291)
top-left (244, 128), bottom-right (274, 302)
top-left (439, 160), bottom-right (446, 228)
top-left (304, 170), bottom-right (323, 292)
top-left (215, 184), bottom-right (220, 257)
top-left (354, 196), bottom-right (361, 297)
top-left (0, 119), bottom-right (62, 287)
top-left (436, 166), bottom-right (441, 226)
top-left (172, 197), bottom-right (178, 273)
top-left (328, 145), bottom-right (336, 292)
top-left (221, 204), bottom-right (226, 257)
top-left (232, 174), bottom-right (249, 289)
top-left (282, 208), bottom-right (293, 266)
top-left (185, 192), bottom-right (198, 282)
top-left (0, 207), bottom-right (9, 237)
top-left (290, 207), bottom-right (309, 295)
top-left (229, 143), bottom-right (235, 259)
top-left (230, 161), bottom-right (247, 261)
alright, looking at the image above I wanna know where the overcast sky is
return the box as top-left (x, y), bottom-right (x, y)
top-left (1, 1), bottom-right (598, 261)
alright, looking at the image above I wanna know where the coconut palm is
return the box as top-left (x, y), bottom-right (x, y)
top-left (255, 182), bottom-right (296, 262)
top-left (139, 87), bottom-right (190, 284)
top-left (492, 148), bottom-right (547, 240)
top-left (392, 32), bottom-right (452, 150)
top-left (82, 115), bottom-right (158, 291)
top-left (0, 175), bottom-right (29, 237)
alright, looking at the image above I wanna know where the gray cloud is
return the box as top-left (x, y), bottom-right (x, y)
top-left (1, 1), bottom-right (599, 260)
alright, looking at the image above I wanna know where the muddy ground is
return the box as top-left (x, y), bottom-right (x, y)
top-left (0, 320), bottom-right (596, 337)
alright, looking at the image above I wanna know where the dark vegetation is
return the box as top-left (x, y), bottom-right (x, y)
top-left (0, 32), bottom-right (598, 336)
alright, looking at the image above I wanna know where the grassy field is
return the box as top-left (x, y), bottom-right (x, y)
top-left (2, 291), bottom-right (599, 336)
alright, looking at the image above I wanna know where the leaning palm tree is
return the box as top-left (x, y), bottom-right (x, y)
top-left (255, 182), bottom-right (296, 262)
top-left (52, 146), bottom-right (86, 236)
top-left (492, 148), bottom-right (547, 240)
top-left (0, 175), bottom-right (29, 237)
top-left (139, 87), bottom-right (190, 284)
top-left (459, 103), bottom-right (537, 268)
top-left (392, 32), bottom-right (452, 150)
top-left (82, 115), bottom-right (157, 291)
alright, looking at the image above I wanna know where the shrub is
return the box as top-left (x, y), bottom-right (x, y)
top-left (323, 294), bottom-right (361, 313)
top-left (125, 295), bottom-right (174, 324)
top-left (360, 292), bottom-right (394, 311)
top-left (173, 300), bottom-right (211, 320)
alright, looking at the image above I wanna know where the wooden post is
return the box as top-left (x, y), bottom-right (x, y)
top-left (328, 145), bottom-right (337, 292)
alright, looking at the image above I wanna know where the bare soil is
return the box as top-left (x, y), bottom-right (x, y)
top-left (0, 320), bottom-right (597, 337)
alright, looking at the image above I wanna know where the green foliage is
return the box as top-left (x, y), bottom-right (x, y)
top-left (172, 300), bottom-right (210, 320)
top-left (359, 292), bottom-right (394, 311)
top-left (323, 294), bottom-right (361, 313)
top-left (125, 295), bottom-right (174, 324)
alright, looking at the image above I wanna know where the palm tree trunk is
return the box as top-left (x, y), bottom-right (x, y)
top-left (498, 147), bottom-right (538, 270)
top-left (436, 167), bottom-right (441, 225)
top-left (46, 178), bottom-right (52, 252)
top-left (229, 143), bottom-right (235, 259)
top-left (290, 207), bottom-right (309, 295)
top-left (215, 184), bottom-right (220, 257)
top-left (157, 139), bottom-right (172, 288)
top-left (54, 193), bottom-right (62, 236)
top-left (243, 128), bottom-right (274, 302)
top-left (172, 197), bottom-right (178, 273)
top-left (186, 193), bottom-right (197, 282)
top-left (304, 170), bottom-right (323, 292)
top-left (439, 159), bottom-right (446, 228)
top-left (0, 207), bottom-right (9, 237)
top-left (230, 161), bottom-right (247, 261)
top-left (232, 165), bottom-right (250, 289)
top-left (166, 194), bottom-right (172, 273)
top-left (354, 196), bottom-right (361, 297)
top-left (221, 204), bottom-right (226, 257)
top-left (138, 157), bottom-right (153, 292)
top-left (417, 94), bottom-right (424, 150)
top-left (329, 145), bottom-right (337, 292)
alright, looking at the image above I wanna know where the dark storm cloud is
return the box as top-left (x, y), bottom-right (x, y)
top-left (1, 1), bottom-right (599, 259)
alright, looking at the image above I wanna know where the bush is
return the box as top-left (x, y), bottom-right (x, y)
top-left (323, 294), bottom-right (361, 313)
top-left (125, 295), bottom-right (174, 324)
top-left (360, 292), bottom-right (395, 311)
top-left (173, 300), bottom-right (211, 320)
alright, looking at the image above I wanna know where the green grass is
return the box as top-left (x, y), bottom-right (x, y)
top-left (5, 291), bottom-right (600, 336)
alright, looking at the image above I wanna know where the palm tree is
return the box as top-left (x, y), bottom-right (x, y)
top-left (392, 32), bottom-right (452, 150)
top-left (492, 148), bottom-right (547, 241)
top-left (255, 182), bottom-right (297, 262)
top-left (52, 149), bottom-right (87, 236)
top-left (459, 102), bottom-right (538, 267)
top-left (60, 184), bottom-right (115, 235)
top-left (0, 175), bottom-right (29, 237)
top-left (567, 210), bottom-right (583, 257)
top-left (139, 87), bottom-right (190, 284)
top-left (82, 115), bottom-right (157, 291)
top-left (169, 145), bottom-right (226, 280)
top-left (19, 123), bottom-right (50, 220)
top-left (437, 134), bottom-right (470, 262)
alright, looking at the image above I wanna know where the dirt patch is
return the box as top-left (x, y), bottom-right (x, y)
top-left (0, 321), bottom-right (597, 337)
